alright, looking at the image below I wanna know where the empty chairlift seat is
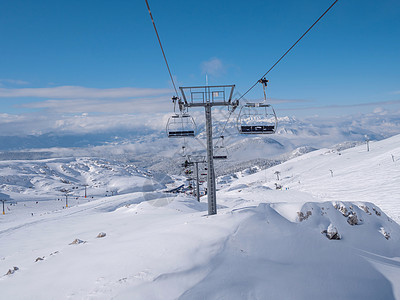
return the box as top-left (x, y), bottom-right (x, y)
top-left (166, 114), bottom-right (196, 138)
top-left (237, 103), bottom-right (277, 135)
top-left (213, 136), bottom-right (228, 160)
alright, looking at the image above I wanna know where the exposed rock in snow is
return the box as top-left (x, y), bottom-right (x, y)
top-left (297, 210), bottom-right (312, 222)
top-left (359, 205), bottom-right (371, 215)
top-left (373, 207), bottom-right (382, 216)
top-left (322, 224), bottom-right (341, 240)
top-left (347, 213), bottom-right (360, 226)
top-left (5, 266), bottom-right (19, 275)
top-left (380, 227), bottom-right (391, 240)
top-left (69, 239), bottom-right (86, 245)
top-left (334, 203), bottom-right (349, 217)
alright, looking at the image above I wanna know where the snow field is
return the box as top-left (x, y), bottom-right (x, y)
top-left (2, 193), bottom-right (400, 299)
top-left (0, 134), bottom-right (400, 299)
top-left (225, 134), bottom-right (400, 223)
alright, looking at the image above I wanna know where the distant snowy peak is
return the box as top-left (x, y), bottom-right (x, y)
top-left (277, 115), bottom-right (297, 123)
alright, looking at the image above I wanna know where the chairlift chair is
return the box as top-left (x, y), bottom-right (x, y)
top-left (237, 78), bottom-right (278, 135)
top-left (237, 103), bottom-right (277, 134)
top-left (182, 161), bottom-right (194, 168)
top-left (213, 136), bottom-right (228, 160)
top-left (181, 145), bottom-right (187, 157)
top-left (166, 113), bottom-right (196, 138)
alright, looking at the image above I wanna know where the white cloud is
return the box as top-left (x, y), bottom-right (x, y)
top-left (21, 97), bottom-right (173, 114)
top-left (0, 79), bottom-right (29, 87)
top-left (372, 107), bottom-right (387, 115)
top-left (0, 85), bottom-right (185, 136)
top-left (0, 86), bottom-right (172, 99)
top-left (280, 99), bottom-right (400, 111)
top-left (0, 111), bottom-right (171, 136)
top-left (201, 57), bottom-right (225, 77)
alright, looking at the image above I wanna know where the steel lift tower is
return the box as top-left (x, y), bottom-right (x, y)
top-left (178, 85), bottom-right (236, 215)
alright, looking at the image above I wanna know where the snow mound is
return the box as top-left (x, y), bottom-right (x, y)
top-left (119, 201), bottom-right (400, 299)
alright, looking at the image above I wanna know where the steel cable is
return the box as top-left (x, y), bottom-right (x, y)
top-left (237, 0), bottom-right (339, 101)
top-left (145, 0), bottom-right (179, 97)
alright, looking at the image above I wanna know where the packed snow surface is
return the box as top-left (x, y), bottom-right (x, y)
top-left (1, 134), bottom-right (400, 299)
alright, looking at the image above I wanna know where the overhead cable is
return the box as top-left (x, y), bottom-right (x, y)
top-left (238, 0), bottom-right (339, 101)
top-left (145, 0), bottom-right (179, 96)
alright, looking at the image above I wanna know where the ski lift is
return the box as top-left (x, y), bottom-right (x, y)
top-left (166, 113), bottom-right (196, 138)
top-left (182, 160), bottom-right (194, 168)
top-left (213, 136), bottom-right (228, 160)
top-left (181, 145), bottom-right (187, 157)
top-left (237, 78), bottom-right (277, 134)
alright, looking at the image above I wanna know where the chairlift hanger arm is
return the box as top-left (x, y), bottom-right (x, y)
top-left (238, 0), bottom-right (339, 102)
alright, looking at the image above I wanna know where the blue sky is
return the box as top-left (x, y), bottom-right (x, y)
top-left (0, 0), bottom-right (399, 123)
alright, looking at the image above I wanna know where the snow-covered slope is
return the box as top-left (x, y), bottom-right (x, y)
top-left (0, 157), bottom-right (163, 201)
top-left (225, 133), bottom-right (400, 223)
top-left (1, 135), bottom-right (400, 299)
top-left (1, 195), bottom-right (400, 299)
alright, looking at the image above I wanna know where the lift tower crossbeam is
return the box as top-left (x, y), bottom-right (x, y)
top-left (179, 85), bottom-right (237, 215)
